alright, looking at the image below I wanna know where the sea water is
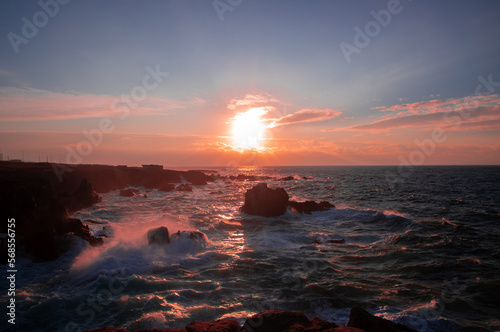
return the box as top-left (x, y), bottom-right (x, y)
top-left (3, 166), bottom-right (500, 331)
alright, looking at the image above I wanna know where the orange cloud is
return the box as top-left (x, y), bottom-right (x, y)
top-left (373, 95), bottom-right (500, 115)
top-left (326, 95), bottom-right (500, 133)
top-left (0, 87), bottom-right (205, 121)
top-left (271, 108), bottom-right (343, 127)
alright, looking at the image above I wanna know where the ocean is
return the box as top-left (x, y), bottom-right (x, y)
top-left (5, 166), bottom-right (500, 331)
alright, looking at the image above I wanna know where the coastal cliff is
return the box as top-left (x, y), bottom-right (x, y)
top-left (0, 161), bottom-right (212, 261)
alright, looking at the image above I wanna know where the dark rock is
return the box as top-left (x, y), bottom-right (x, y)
top-left (243, 310), bottom-right (310, 332)
top-left (69, 178), bottom-right (102, 212)
top-left (0, 169), bottom-right (103, 261)
top-left (57, 218), bottom-right (103, 247)
top-left (289, 317), bottom-right (339, 332)
top-left (186, 319), bottom-right (240, 332)
top-left (328, 239), bottom-right (345, 244)
top-left (83, 328), bottom-right (187, 332)
top-left (176, 184), bottom-right (193, 192)
top-left (85, 219), bottom-right (106, 224)
top-left (240, 183), bottom-right (289, 217)
top-left (288, 200), bottom-right (335, 214)
top-left (82, 328), bottom-right (129, 332)
top-left (158, 184), bottom-right (176, 192)
top-left (348, 306), bottom-right (417, 332)
top-left (171, 230), bottom-right (207, 241)
top-left (184, 170), bottom-right (212, 185)
top-left (120, 188), bottom-right (139, 197)
top-left (147, 226), bottom-right (170, 245)
top-left (280, 176), bottom-right (295, 181)
top-left (56, 178), bottom-right (101, 213)
top-left (331, 328), bottom-right (366, 332)
top-left (138, 329), bottom-right (187, 332)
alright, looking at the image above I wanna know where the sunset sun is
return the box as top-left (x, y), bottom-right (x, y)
top-left (230, 108), bottom-right (267, 151)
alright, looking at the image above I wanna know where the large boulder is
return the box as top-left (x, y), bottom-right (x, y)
top-left (288, 200), bottom-right (335, 214)
top-left (186, 319), bottom-right (240, 332)
top-left (347, 306), bottom-right (417, 332)
top-left (170, 230), bottom-right (207, 241)
top-left (240, 183), bottom-right (289, 217)
top-left (243, 310), bottom-right (310, 332)
top-left (288, 317), bottom-right (339, 332)
top-left (147, 226), bottom-right (170, 245)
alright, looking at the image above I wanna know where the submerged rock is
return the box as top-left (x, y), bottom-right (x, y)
top-left (288, 200), bottom-right (335, 214)
top-left (147, 226), bottom-right (170, 245)
top-left (119, 188), bottom-right (139, 197)
top-left (240, 183), bottom-right (289, 217)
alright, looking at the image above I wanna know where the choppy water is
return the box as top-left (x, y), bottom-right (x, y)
top-left (4, 166), bottom-right (500, 331)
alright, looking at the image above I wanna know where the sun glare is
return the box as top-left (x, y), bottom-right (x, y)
top-left (231, 108), bottom-right (267, 151)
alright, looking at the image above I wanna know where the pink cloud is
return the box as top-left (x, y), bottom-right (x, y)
top-left (272, 108), bottom-right (343, 127)
top-left (376, 95), bottom-right (500, 115)
top-left (0, 87), bottom-right (205, 121)
top-left (324, 95), bottom-right (500, 133)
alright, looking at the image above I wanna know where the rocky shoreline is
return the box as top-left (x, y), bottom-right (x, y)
top-left (0, 161), bottom-right (334, 262)
top-left (84, 307), bottom-right (418, 332)
top-left (0, 161), bottom-right (213, 261)
top-left (1, 162), bottom-right (422, 331)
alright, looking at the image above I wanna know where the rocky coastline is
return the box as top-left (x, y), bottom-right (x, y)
top-left (83, 307), bottom-right (418, 332)
top-left (1, 162), bottom-right (418, 331)
top-left (0, 161), bottom-right (212, 261)
top-left (0, 161), bottom-right (336, 262)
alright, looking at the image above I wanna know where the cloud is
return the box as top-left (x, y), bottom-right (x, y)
top-left (271, 108), bottom-right (342, 127)
top-left (227, 93), bottom-right (280, 111)
top-left (325, 95), bottom-right (500, 133)
top-left (374, 95), bottom-right (500, 115)
top-left (0, 87), bottom-right (205, 121)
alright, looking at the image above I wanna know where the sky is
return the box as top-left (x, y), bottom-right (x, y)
top-left (1, 0), bottom-right (499, 167)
